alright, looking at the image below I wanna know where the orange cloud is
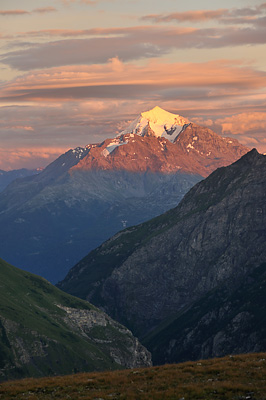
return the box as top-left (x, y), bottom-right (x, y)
top-left (15, 25), bottom-right (195, 39)
top-left (0, 9), bottom-right (29, 16)
top-left (8, 126), bottom-right (34, 131)
top-left (143, 9), bottom-right (228, 23)
top-left (0, 7), bottom-right (57, 17)
top-left (4, 23), bottom-right (266, 72)
top-left (216, 112), bottom-right (266, 135)
top-left (142, 4), bottom-right (266, 24)
top-left (60, 0), bottom-right (97, 4)
top-left (1, 59), bottom-right (265, 101)
top-left (32, 7), bottom-right (57, 13)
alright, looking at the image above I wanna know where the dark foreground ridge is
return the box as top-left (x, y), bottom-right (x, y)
top-left (1, 353), bottom-right (266, 400)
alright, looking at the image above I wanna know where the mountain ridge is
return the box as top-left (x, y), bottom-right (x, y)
top-left (71, 106), bottom-right (249, 177)
top-left (0, 168), bottom-right (41, 193)
top-left (58, 149), bottom-right (266, 339)
top-left (0, 106), bottom-right (250, 282)
top-left (145, 261), bottom-right (266, 365)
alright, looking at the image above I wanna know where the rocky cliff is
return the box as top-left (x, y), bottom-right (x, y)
top-left (58, 149), bottom-right (266, 340)
top-left (145, 262), bottom-right (266, 364)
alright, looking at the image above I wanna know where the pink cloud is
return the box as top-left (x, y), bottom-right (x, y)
top-left (32, 7), bottom-right (57, 14)
top-left (1, 59), bottom-right (265, 103)
top-left (143, 9), bottom-right (228, 23)
top-left (60, 0), bottom-right (97, 4)
top-left (216, 112), bottom-right (266, 135)
top-left (2, 23), bottom-right (266, 71)
top-left (0, 7), bottom-right (57, 17)
top-left (142, 3), bottom-right (266, 25)
top-left (8, 126), bottom-right (34, 131)
top-left (0, 10), bottom-right (29, 16)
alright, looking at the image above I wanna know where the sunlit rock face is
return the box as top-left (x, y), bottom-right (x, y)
top-left (72, 106), bottom-right (249, 177)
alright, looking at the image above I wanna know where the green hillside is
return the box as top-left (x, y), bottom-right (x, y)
top-left (0, 258), bottom-right (151, 382)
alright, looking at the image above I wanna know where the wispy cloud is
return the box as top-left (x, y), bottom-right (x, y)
top-left (32, 7), bottom-right (57, 14)
top-left (216, 112), bottom-right (266, 135)
top-left (0, 147), bottom-right (68, 170)
top-left (1, 59), bottom-right (266, 103)
top-left (7, 125), bottom-right (34, 131)
top-left (2, 21), bottom-right (266, 71)
top-left (142, 3), bottom-right (266, 25)
top-left (142, 9), bottom-right (228, 23)
top-left (0, 10), bottom-right (30, 16)
top-left (60, 0), bottom-right (97, 4)
top-left (0, 7), bottom-right (57, 17)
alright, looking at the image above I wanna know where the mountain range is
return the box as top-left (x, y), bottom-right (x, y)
top-left (0, 257), bottom-right (151, 382)
top-left (0, 168), bottom-right (41, 192)
top-left (0, 107), bottom-right (249, 283)
top-left (58, 149), bottom-right (266, 363)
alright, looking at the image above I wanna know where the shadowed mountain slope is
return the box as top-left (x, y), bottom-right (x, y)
top-left (145, 262), bottom-right (266, 364)
top-left (58, 149), bottom-right (266, 341)
top-left (0, 168), bottom-right (40, 192)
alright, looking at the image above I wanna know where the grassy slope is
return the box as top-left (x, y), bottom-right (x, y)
top-left (0, 259), bottom-right (134, 381)
top-left (0, 353), bottom-right (266, 399)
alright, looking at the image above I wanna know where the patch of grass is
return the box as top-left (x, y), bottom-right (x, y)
top-left (1, 353), bottom-right (266, 399)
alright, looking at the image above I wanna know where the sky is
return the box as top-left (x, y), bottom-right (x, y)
top-left (0, 0), bottom-right (266, 169)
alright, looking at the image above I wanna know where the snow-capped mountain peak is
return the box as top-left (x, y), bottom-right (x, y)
top-left (120, 106), bottom-right (189, 143)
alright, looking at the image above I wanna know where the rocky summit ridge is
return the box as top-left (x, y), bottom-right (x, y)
top-left (120, 106), bottom-right (189, 141)
top-left (72, 106), bottom-right (249, 177)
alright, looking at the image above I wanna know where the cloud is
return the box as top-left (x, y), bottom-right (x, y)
top-left (0, 10), bottom-right (29, 16)
top-left (143, 9), bottom-right (228, 23)
top-left (0, 7), bottom-right (57, 17)
top-left (8, 126), bottom-right (34, 131)
top-left (0, 147), bottom-right (68, 170)
top-left (32, 7), bottom-right (57, 14)
top-left (142, 3), bottom-right (266, 25)
top-left (60, 0), bottom-right (97, 4)
top-left (0, 30), bottom-right (164, 70)
top-left (15, 29), bottom-right (95, 38)
top-left (1, 59), bottom-right (265, 117)
top-left (2, 23), bottom-right (266, 71)
top-left (216, 112), bottom-right (266, 135)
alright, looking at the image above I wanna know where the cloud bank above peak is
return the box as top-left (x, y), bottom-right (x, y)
top-left (0, 0), bottom-right (265, 168)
